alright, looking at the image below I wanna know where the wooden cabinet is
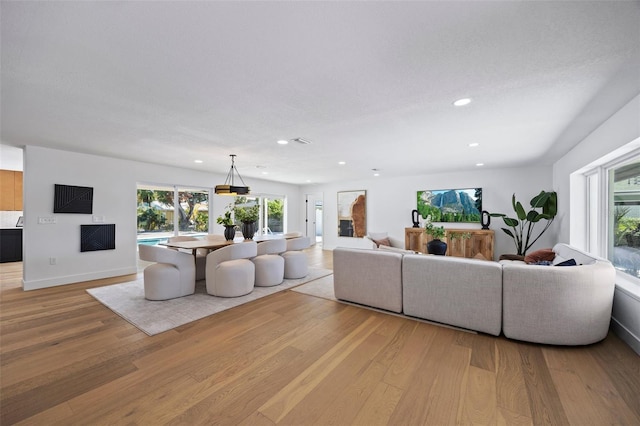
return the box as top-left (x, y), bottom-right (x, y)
top-left (0, 170), bottom-right (23, 211)
top-left (405, 227), bottom-right (495, 260)
top-left (0, 228), bottom-right (23, 262)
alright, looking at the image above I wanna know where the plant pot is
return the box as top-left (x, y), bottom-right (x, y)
top-left (427, 239), bottom-right (447, 255)
top-left (241, 222), bottom-right (256, 240)
top-left (224, 225), bottom-right (236, 241)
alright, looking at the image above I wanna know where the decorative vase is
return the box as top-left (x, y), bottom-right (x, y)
top-left (427, 239), bottom-right (447, 255)
top-left (241, 222), bottom-right (256, 240)
top-left (224, 225), bottom-right (235, 241)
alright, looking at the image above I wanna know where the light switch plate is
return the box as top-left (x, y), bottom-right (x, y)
top-left (38, 217), bottom-right (56, 224)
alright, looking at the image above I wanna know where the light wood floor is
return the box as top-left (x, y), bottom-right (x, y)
top-left (1, 245), bottom-right (639, 425)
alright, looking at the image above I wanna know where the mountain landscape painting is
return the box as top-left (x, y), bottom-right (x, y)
top-left (417, 188), bottom-right (482, 223)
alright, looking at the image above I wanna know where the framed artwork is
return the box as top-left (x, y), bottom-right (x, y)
top-left (81, 224), bottom-right (116, 252)
top-left (417, 188), bottom-right (482, 223)
top-left (54, 184), bottom-right (93, 214)
top-left (337, 190), bottom-right (366, 237)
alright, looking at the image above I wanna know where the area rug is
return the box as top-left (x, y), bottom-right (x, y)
top-left (87, 268), bottom-right (333, 335)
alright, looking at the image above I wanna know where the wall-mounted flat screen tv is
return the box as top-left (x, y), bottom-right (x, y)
top-left (417, 188), bottom-right (482, 223)
top-left (54, 184), bottom-right (93, 214)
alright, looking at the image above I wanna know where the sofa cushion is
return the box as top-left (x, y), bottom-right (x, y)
top-left (555, 258), bottom-right (577, 266)
top-left (553, 243), bottom-right (601, 265)
top-left (402, 255), bottom-right (503, 336)
top-left (372, 237), bottom-right (391, 247)
top-left (333, 247), bottom-right (403, 313)
top-left (524, 248), bottom-right (555, 264)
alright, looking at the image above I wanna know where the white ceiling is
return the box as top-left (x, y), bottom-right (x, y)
top-left (2, 1), bottom-right (639, 184)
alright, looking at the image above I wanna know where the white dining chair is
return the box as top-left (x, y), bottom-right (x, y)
top-left (281, 236), bottom-right (310, 279)
top-left (205, 241), bottom-right (257, 297)
top-left (167, 236), bottom-right (206, 281)
top-left (138, 244), bottom-right (196, 300)
top-left (252, 238), bottom-right (286, 286)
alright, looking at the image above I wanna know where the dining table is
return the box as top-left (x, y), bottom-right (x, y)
top-left (161, 234), bottom-right (294, 256)
top-left (161, 239), bottom-right (233, 256)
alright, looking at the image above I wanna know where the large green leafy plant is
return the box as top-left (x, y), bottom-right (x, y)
top-left (490, 191), bottom-right (557, 256)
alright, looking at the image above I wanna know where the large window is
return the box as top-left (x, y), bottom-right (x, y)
top-left (586, 151), bottom-right (640, 281)
top-left (137, 184), bottom-right (210, 245)
top-left (609, 159), bottom-right (640, 278)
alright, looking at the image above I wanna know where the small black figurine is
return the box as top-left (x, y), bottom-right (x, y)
top-left (481, 210), bottom-right (491, 230)
top-left (412, 209), bottom-right (420, 228)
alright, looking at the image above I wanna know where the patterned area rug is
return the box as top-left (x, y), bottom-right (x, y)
top-left (87, 268), bottom-right (333, 335)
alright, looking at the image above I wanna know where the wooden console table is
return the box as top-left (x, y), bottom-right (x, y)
top-left (405, 227), bottom-right (494, 260)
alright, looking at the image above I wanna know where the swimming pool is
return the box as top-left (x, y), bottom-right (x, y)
top-left (137, 238), bottom-right (168, 246)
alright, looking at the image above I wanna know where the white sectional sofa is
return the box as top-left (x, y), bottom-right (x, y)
top-left (501, 243), bottom-right (616, 345)
top-left (332, 243), bottom-right (616, 345)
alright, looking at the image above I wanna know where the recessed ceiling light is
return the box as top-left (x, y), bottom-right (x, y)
top-left (277, 140), bottom-right (288, 145)
top-left (468, 143), bottom-right (479, 147)
top-left (453, 98), bottom-right (472, 106)
top-left (372, 168), bottom-right (380, 176)
top-left (476, 163), bottom-right (484, 167)
top-left (194, 160), bottom-right (203, 163)
top-left (338, 161), bottom-right (346, 165)
top-left (262, 171), bottom-right (268, 175)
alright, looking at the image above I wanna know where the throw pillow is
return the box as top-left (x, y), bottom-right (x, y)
top-left (555, 258), bottom-right (577, 266)
top-left (524, 248), bottom-right (555, 264)
top-left (499, 254), bottom-right (526, 261)
top-left (372, 237), bottom-right (391, 248)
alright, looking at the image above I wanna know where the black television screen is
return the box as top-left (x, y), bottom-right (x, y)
top-left (54, 184), bottom-right (93, 214)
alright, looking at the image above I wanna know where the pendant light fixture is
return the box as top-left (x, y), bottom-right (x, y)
top-left (215, 154), bottom-right (250, 195)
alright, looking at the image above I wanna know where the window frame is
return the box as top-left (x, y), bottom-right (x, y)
top-left (584, 148), bottom-right (640, 285)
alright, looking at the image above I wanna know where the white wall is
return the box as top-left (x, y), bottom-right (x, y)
top-left (553, 93), bottom-right (640, 355)
top-left (23, 146), bottom-right (301, 290)
top-left (302, 165), bottom-right (555, 258)
top-left (553, 94), bottom-right (640, 247)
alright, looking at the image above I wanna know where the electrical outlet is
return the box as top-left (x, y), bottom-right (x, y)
top-left (38, 217), bottom-right (57, 224)
top-left (49, 257), bottom-right (57, 265)
top-left (92, 215), bottom-right (105, 223)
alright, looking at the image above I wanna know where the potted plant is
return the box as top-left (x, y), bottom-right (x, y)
top-left (490, 190), bottom-right (557, 256)
top-left (216, 204), bottom-right (236, 240)
top-left (234, 204), bottom-right (259, 239)
top-left (424, 215), bottom-right (447, 255)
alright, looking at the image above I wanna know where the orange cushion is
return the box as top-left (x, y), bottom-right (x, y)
top-left (525, 248), bottom-right (555, 264)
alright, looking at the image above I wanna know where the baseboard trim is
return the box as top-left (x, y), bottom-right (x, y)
top-left (23, 267), bottom-right (137, 290)
top-left (611, 317), bottom-right (640, 355)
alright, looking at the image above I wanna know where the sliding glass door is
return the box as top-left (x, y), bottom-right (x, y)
top-left (228, 195), bottom-right (285, 237)
top-left (137, 184), bottom-right (210, 245)
top-left (263, 196), bottom-right (284, 235)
